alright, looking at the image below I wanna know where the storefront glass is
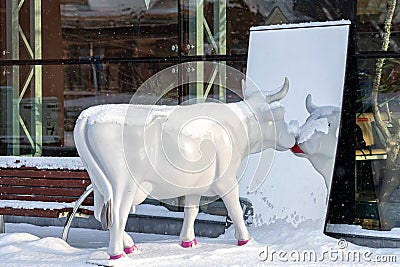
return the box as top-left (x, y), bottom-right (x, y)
top-left (0, 0), bottom-right (347, 157)
top-left (355, 57), bottom-right (400, 230)
top-left (356, 0), bottom-right (400, 52)
top-left (324, 1), bottom-right (400, 246)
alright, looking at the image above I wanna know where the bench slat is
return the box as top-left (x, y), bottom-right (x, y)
top-left (0, 169), bottom-right (89, 179)
top-left (0, 194), bottom-right (94, 205)
top-left (0, 207), bottom-right (71, 218)
top-left (0, 177), bottom-right (91, 188)
top-left (0, 186), bottom-right (85, 197)
top-left (0, 165), bottom-right (94, 221)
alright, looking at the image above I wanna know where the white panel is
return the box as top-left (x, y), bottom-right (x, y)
top-left (240, 21), bottom-right (350, 225)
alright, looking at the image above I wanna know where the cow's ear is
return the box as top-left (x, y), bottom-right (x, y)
top-left (241, 79), bottom-right (246, 94)
top-left (241, 79), bottom-right (264, 100)
top-left (241, 79), bottom-right (252, 99)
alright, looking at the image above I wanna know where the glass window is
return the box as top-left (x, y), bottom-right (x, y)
top-left (357, 1), bottom-right (400, 52)
top-left (0, 0), bottom-right (179, 61)
top-left (325, 1), bottom-right (400, 244)
top-left (181, 0), bottom-right (346, 57)
top-left (354, 57), bottom-right (400, 230)
top-left (62, 0), bottom-right (179, 59)
top-left (0, 0), bottom-right (350, 157)
top-left (0, 62), bottom-right (177, 156)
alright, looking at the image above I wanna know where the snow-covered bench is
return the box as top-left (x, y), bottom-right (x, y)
top-left (0, 156), bottom-right (93, 241)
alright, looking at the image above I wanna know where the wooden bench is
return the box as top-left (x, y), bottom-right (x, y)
top-left (0, 156), bottom-right (251, 239)
top-left (0, 156), bottom-right (94, 241)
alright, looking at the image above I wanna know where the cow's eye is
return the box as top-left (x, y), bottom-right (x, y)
top-left (328, 122), bottom-right (331, 127)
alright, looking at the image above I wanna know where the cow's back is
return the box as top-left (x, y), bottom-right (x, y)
top-left (75, 102), bottom-right (248, 200)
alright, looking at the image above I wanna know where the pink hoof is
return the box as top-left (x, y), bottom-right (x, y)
top-left (181, 239), bottom-right (197, 248)
top-left (237, 240), bottom-right (249, 246)
top-left (124, 244), bottom-right (138, 255)
top-left (109, 253), bottom-right (124, 260)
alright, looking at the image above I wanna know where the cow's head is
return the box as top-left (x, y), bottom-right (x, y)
top-left (242, 77), bottom-right (295, 153)
top-left (293, 94), bottom-right (341, 157)
top-left (291, 94), bottom-right (341, 191)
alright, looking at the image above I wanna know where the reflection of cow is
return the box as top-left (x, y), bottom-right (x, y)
top-left (291, 94), bottom-right (341, 195)
top-left (74, 78), bottom-right (295, 259)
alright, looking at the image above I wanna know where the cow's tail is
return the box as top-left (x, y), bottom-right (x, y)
top-left (74, 115), bottom-right (113, 229)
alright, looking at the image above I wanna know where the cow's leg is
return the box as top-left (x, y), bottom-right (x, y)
top-left (121, 182), bottom-right (151, 255)
top-left (108, 186), bottom-right (135, 259)
top-left (180, 194), bottom-right (201, 248)
top-left (122, 231), bottom-right (137, 255)
top-left (221, 185), bottom-right (250, 245)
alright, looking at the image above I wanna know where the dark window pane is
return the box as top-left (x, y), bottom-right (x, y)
top-left (0, 62), bottom-right (178, 156)
top-left (357, 1), bottom-right (400, 52)
top-left (354, 57), bottom-right (400, 230)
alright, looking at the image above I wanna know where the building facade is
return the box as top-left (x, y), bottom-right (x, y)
top-left (1, 0), bottom-right (400, 246)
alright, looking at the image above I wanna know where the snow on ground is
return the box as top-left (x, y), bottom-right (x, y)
top-left (1, 219), bottom-right (400, 266)
top-left (0, 154), bottom-right (399, 266)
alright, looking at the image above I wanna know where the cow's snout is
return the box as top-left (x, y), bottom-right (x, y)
top-left (290, 143), bottom-right (304, 154)
top-left (275, 126), bottom-right (296, 151)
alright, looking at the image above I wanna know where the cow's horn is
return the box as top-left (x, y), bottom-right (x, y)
top-left (305, 94), bottom-right (319, 113)
top-left (265, 77), bottom-right (289, 103)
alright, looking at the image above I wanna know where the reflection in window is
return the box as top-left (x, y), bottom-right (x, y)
top-left (357, 1), bottom-right (400, 52)
top-left (356, 57), bottom-right (400, 230)
top-left (0, 0), bottom-right (350, 157)
top-left (351, 0), bottom-right (400, 232)
top-left (61, 0), bottom-right (179, 59)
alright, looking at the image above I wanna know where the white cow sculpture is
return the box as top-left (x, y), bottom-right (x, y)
top-left (74, 78), bottom-right (295, 259)
top-left (290, 94), bottom-right (341, 195)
